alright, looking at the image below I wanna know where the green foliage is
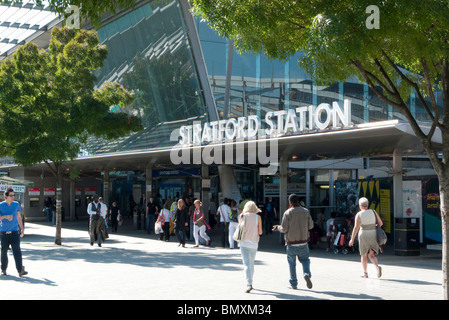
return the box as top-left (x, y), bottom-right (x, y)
top-left (191, 1), bottom-right (449, 104)
top-left (0, 27), bottom-right (141, 169)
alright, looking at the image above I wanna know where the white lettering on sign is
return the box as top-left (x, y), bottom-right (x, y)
top-left (178, 100), bottom-right (352, 146)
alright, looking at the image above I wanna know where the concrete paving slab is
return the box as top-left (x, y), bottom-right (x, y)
top-left (1, 220), bottom-right (443, 301)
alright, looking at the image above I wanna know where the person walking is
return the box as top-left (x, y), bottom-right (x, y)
top-left (0, 188), bottom-right (28, 277)
top-left (228, 200), bottom-right (239, 249)
top-left (87, 194), bottom-right (103, 247)
top-left (264, 197), bottom-right (277, 235)
top-left (273, 194), bottom-right (314, 290)
top-left (44, 197), bottom-right (53, 222)
top-left (158, 202), bottom-right (171, 241)
top-left (109, 202), bottom-right (120, 233)
top-left (146, 196), bottom-right (159, 234)
top-left (216, 198), bottom-right (231, 248)
top-left (174, 198), bottom-right (189, 247)
top-left (349, 197), bottom-right (383, 278)
top-left (238, 201), bottom-right (263, 293)
top-left (193, 200), bottom-right (210, 247)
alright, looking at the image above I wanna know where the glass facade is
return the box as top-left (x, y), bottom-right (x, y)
top-left (79, 0), bottom-right (443, 157)
top-left (81, 0), bottom-right (209, 155)
top-left (195, 17), bottom-right (442, 126)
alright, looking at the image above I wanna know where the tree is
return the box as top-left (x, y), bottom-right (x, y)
top-left (191, 0), bottom-right (449, 299)
top-left (0, 27), bottom-right (142, 245)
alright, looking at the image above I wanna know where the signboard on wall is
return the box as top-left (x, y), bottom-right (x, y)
top-left (85, 187), bottom-right (96, 195)
top-left (28, 187), bottom-right (40, 196)
top-left (263, 183), bottom-right (306, 198)
top-left (402, 180), bottom-right (422, 218)
top-left (44, 187), bottom-right (55, 196)
top-left (0, 185), bottom-right (25, 193)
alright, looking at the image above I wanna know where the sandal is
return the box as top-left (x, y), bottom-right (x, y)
top-left (377, 266), bottom-right (382, 278)
top-left (361, 272), bottom-right (368, 278)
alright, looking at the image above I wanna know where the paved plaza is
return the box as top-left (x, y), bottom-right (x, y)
top-left (0, 220), bottom-right (443, 301)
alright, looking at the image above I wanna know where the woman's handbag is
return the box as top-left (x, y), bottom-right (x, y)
top-left (373, 210), bottom-right (387, 245)
top-left (233, 215), bottom-right (245, 242)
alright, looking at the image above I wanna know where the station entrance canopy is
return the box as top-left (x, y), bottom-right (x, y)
top-left (21, 118), bottom-right (440, 177)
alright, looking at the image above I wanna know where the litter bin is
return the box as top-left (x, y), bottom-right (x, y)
top-left (394, 218), bottom-right (420, 256)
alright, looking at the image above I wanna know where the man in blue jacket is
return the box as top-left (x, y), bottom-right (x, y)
top-left (0, 188), bottom-right (27, 277)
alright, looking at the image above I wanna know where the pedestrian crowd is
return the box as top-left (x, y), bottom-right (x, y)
top-left (0, 188), bottom-right (385, 293)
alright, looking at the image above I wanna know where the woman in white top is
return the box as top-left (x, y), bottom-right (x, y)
top-left (192, 199), bottom-right (211, 247)
top-left (158, 202), bottom-right (171, 241)
top-left (349, 197), bottom-right (383, 278)
top-left (239, 201), bottom-right (263, 293)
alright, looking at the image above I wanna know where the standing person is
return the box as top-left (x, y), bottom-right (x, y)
top-left (238, 201), bottom-right (263, 293)
top-left (146, 196), bottom-right (159, 234)
top-left (273, 194), bottom-right (314, 290)
top-left (98, 197), bottom-right (109, 242)
top-left (193, 200), bottom-right (210, 247)
top-left (326, 211), bottom-right (336, 252)
top-left (0, 188), bottom-right (28, 277)
top-left (109, 202), bottom-right (120, 233)
top-left (99, 197), bottom-right (108, 228)
top-left (264, 197), bottom-right (277, 235)
top-left (128, 194), bottom-right (136, 219)
top-left (44, 197), bottom-right (53, 222)
top-left (158, 202), bottom-right (171, 241)
top-left (87, 194), bottom-right (103, 247)
top-left (228, 200), bottom-right (239, 249)
top-left (349, 197), bottom-right (383, 278)
top-left (174, 198), bottom-right (189, 247)
top-left (216, 198), bottom-right (231, 248)
top-left (139, 193), bottom-right (147, 214)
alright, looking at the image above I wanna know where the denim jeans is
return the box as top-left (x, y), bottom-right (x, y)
top-left (1, 231), bottom-right (23, 273)
top-left (286, 244), bottom-right (311, 288)
top-left (146, 214), bottom-right (155, 234)
top-left (240, 246), bottom-right (257, 285)
top-left (219, 222), bottom-right (229, 248)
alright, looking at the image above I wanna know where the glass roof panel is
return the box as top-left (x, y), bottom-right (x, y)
top-left (0, 1), bottom-right (60, 57)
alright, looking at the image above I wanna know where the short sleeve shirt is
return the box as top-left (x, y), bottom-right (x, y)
top-left (0, 201), bottom-right (21, 232)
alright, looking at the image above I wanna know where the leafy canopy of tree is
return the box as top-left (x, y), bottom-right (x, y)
top-left (191, 0), bottom-right (449, 299)
top-left (0, 27), bottom-right (141, 167)
top-left (0, 26), bottom-right (141, 244)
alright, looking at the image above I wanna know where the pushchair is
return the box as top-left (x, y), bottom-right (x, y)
top-left (331, 219), bottom-right (352, 254)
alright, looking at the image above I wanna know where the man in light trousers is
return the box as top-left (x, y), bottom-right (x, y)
top-left (273, 194), bottom-right (314, 290)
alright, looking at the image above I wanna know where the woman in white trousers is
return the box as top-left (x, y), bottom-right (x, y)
top-left (192, 200), bottom-right (210, 247)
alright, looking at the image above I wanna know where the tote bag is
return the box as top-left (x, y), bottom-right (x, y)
top-left (233, 215), bottom-right (245, 242)
top-left (373, 210), bottom-right (387, 245)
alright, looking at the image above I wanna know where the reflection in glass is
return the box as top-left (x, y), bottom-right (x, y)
top-left (81, 1), bottom-right (208, 156)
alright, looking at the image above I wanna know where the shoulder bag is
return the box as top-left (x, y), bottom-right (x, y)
top-left (233, 214), bottom-right (245, 242)
top-left (373, 210), bottom-right (387, 245)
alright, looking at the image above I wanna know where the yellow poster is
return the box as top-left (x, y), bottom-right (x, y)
top-left (379, 189), bottom-right (391, 233)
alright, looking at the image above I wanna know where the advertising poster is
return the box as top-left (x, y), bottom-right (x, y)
top-left (402, 180), bottom-right (422, 218)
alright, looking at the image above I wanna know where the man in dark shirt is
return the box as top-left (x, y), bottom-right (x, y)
top-left (146, 197), bottom-right (159, 234)
top-left (264, 197), bottom-right (277, 235)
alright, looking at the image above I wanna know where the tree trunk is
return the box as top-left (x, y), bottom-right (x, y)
top-left (55, 173), bottom-right (63, 245)
top-left (439, 176), bottom-right (449, 300)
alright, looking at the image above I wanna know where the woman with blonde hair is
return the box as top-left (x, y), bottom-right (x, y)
top-left (239, 200), bottom-right (263, 293)
top-left (192, 199), bottom-right (211, 247)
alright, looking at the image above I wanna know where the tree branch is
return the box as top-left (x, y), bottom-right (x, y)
top-left (381, 51), bottom-right (441, 132)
